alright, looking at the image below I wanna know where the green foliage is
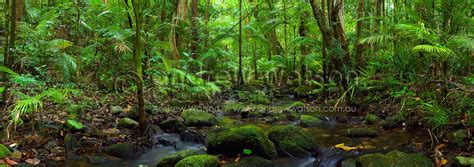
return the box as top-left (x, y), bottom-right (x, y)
top-left (422, 102), bottom-right (451, 130)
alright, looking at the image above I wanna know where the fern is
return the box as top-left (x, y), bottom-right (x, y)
top-left (422, 103), bottom-right (451, 130)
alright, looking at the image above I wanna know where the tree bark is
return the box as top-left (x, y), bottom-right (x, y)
top-left (238, 0), bottom-right (244, 85)
top-left (191, 0), bottom-right (199, 59)
top-left (355, 0), bottom-right (365, 67)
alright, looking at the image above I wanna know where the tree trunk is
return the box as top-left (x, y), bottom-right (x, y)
top-left (5, 0), bottom-right (17, 70)
top-left (131, 0), bottom-right (147, 131)
top-left (355, 0), bottom-right (365, 67)
top-left (238, 0), bottom-right (244, 85)
top-left (191, 0), bottom-right (199, 59)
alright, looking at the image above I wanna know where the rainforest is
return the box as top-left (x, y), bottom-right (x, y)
top-left (0, 0), bottom-right (472, 166)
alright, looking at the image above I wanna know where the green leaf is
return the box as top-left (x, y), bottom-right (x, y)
top-left (243, 149), bottom-right (252, 155)
top-left (66, 119), bottom-right (84, 130)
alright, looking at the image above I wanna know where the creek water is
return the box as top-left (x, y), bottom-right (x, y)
top-left (64, 116), bottom-right (429, 167)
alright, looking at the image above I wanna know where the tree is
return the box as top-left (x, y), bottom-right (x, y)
top-left (237, 0), bottom-right (244, 85)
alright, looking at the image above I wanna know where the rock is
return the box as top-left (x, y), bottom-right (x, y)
top-left (455, 156), bottom-right (474, 166)
top-left (241, 105), bottom-right (267, 118)
top-left (290, 101), bottom-right (305, 111)
top-left (104, 143), bottom-right (135, 158)
top-left (365, 114), bottom-right (380, 125)
top-left (356, 150), bottom-right (432, 167)
top-left (64, 134), bottom-right (77, 153)
top-left (181, 109), bottom-right (217, 127)
top-left (345, 128), bottom-right (378, 138)
top-left (222, 156), bottom-right (274, 167)
top-left (448, 130), bottom-right (468, 147)
top-left (180, 128), bottom-right (206, 143)
top-left (87, 155), bottom-right (109, 164)
top-left (159, 118), bottom-right (186, 133)
top-left (382, 115), bottom-right (401, 129)
top-left (118, 117), bottom-right (139, 129)
top-left (101, 128), bottom-right (121, 137)
top-left (65, 119), bottom-right (84, 131)
top-left (267, 125), bottom-right (316, 156)
top-left (156, 149), bottom-right (201, 167)
top-left (110, 106), bottom-right (123, 115)
top-left (207, 125), bottom-right (277, 158)
top-left (175, 154), bottom-right (219, 167)
top-left (300, 115), bottom-right (322, 127)
top-left (156, 133), bottom-right (180, 146)
top-left (10, 150), bottom-right (22, 161)
top-left (222, 102), bottom-right (245, 115)
top-left (340, 158), bottom-right (357, 167)
top-left (281, 109), bottom-right (299, 121)
top-left (0, 144), bottom-right (11, 159)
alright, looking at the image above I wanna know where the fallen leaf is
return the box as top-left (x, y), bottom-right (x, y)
top-left (26, 158), bottom-right (41, 165)
top-left (4, 158), bottom-right (18, 165)
top-left (335, 143), bottom-right (359, 151)
top-left (440, 158), bottom-right (448, 165)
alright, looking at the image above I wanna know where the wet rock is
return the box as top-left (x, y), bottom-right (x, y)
top-left (157, 149), bottom-right (201, 167)
top-left (175, 154), bottom-right (219, 167)
top-left (364, 114), bottom-right (380, 125)
top-left (118, 117), bottom-right (139, 129)
top-left (345, 128), bottom-right (378, 138)
top-left (336, 116), bottom-right (350, 123)
top-left (87, 155), bottom-right (109, 164)
top-left (180, 128), bottom-right (206, 143)
top-left (356, 150), bottom-right (432, 167)
top-left (104, 143), bottom-right (135, 158)
top-left (156, 133), bottom-right (180, 146)
top-left (267, 125), bottom-right (316, 157)
top-left (300, 115), bottom-right (322, 127)
top-left (222, 156), bottom-right (274, 167)
top-left (455, 156), bottom-right (474, 166)
top-left (159, 118), bottom-right (186, 133)
top-left (448, 130), bottom-right (468, 147)
top-left (340, 158), bottom-right (357, 167)
top-left (207, 125), bottom-right (277, 158)
top-left (110, 106), bottom-right (123, 115)
top-left (64, 134), bottom-right (77, 153)
top-left (181, 109), bottom-right (217, 127)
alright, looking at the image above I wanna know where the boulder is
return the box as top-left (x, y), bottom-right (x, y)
top-left (365, 114), bottom-right (380, 125)
top-left (157, 149), bottom-right (201, 167)
top-left (110, 106), bottom-right (123, 115)
top-left (0, 144), bottom-right (11, 159)
top-left (300, 115), bottom-right (322, 127)
top-left (345, 128), bottom-right (378, 138)
top-left (222, 156), bottom-right (274, 167)
top-left (175, 154), bottom-right (219, 167)
top-left (382, 115), bottom-right (401, 129)
top-left (104, 143), bottom-right (135, 158)
top-left (118, 117), bottom-right (139, 129)
top-left (356, 150), bottom-right (432, 167)
top-left (181, 109), bottom-right (217, 127)
top-left (159, 118), bottom-right (186, 133)
top-left (207, 125), bottom-right (277, 158)
top-left (267, 125), bottom-right (316, 156)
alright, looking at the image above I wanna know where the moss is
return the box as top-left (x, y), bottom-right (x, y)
top-left (365, 114), bottom-right (380, 125)
top-left (356, 150), bottom-right (432, 167)
top-left (207, 125), bottom-right (277, 158)
top-left (455, 156), bottom-right (474, 166)
top-left (290, 101), bottom-right (305, 110)
top-left (241, 104), bottom-right (268, 118)
top-left (222, 156), bottom-right (274, 167)
top-left (118, 117), bottom-right (139, 128)
top-left (181, 109), bottom-right (217, 127)
top-left (248, 91), bottom-right (271, 105)
top-left (300, 115), bottom-right (322, 127)
top-left (382, 115), bottom-right (402, 129)
top-left (104, 143), bottom-right (135, 158)
top-left (0, 144), bottom-right (11, 159)
top-left (345, 128), bottom-right (378, 138)
top-left (267, 125), bottom-right (316, 156)
top-left (158, 118), bottom-right (186, 133)
top-left (157, 149), bottom-right (201, 167)
top-left (175, 154), bottom-right (219, 167)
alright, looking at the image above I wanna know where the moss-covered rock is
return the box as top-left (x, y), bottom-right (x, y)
top-left (175, 154), bottom-right (219, 167)
top-left (110, 106), bottom-right (123, 115)
top-left (290, 101), bottom-right (305, 110)
top-left (241, 104), bottom-right (268, 118)
top-left (104, 143), bottom-right (135, 158)
top-left (207, 125), bottom-right (277, 158)
top-left (356, 150), bottom-right (432, 167)
top-left (222, 156), bottom-right (274, 167)
top-left (267, 125), bottom-right (316, 156)
top-left (158, 118), bottom-right (186, 133)
top-left (0, 144), bottom-right (11, 159)
top-left (448, 130), bottom-right (468, 147)
top-left (248, 91), bottom-right (271, 105)
top-left (455, 156), bottom-right (474, 166)
top-left (345, 128), bottom-right (378, 138)
top-left (382, 115), bottom-right (402, 129)
top-left (156, 149), bottom-right (201, 167)
top-left (300, 115), bottom-right (322, 127)
top-left (181, 109), bottom-right (217, 127)
top-left (118, 117), bottom-right (139, 129)
top-left (64, 134), bottom-right (77, 152)
top-left (222, 102), bottom-right (246, 115)
top-left (365, 114), bottom-right (380, 125)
